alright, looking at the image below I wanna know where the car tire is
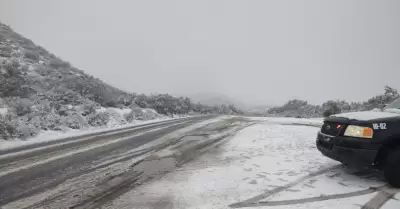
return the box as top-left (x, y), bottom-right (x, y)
top-left (383, 149), bottom-right (400, 188)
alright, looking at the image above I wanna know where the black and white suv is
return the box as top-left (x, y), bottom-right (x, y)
top-left (317, 98), bottom-right (400, 187)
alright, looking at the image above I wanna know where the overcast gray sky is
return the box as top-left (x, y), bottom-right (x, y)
top-left (0, 0), bottom-right (399, 105)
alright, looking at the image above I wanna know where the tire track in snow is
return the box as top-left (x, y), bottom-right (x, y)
top-left (248, 185), bottom-right (399, 208)
top-left (230, 164), bottom-right (342, 208)
top-left (244, 187), bottom-right (380, 207)
top-left (231, 164), bottom-right (399, 209)
top-left (361, 186), bottom-right (399, 209)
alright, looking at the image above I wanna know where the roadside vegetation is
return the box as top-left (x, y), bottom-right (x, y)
top-left (267, 85), bottom-right (399, 118)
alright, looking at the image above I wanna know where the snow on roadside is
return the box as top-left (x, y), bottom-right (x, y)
top-left (0, 115), bottom-right (190, 151)
top-left (102, 122), bottom-right (396, 209)
top-left (248, 116), bottom-right (324, 127)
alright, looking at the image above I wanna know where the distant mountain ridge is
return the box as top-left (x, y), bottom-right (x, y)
top-left (187, 92), bottom-right (274, 114)
top-left (188, 92), bottom-right (249, 109)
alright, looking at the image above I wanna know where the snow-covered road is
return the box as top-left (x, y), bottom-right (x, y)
top-left (102, 121), bottom-right (400, 209)
top-left (0, 116), bottom-right (217, 208)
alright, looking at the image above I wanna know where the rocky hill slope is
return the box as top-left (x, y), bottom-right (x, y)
top-left (0, 22), bottom-right (241, 140)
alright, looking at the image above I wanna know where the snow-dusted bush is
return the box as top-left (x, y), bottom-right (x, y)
top-left (3, 59), bottom-right (20, 76)
top-left (143, 108), bottom-right (159, 119)
top-left (56, 91), bottom-right (84, 106)
top-left (88, 112), bottom-right (110, 127)
top-left (57, 105), bottom-right (72, 116)
top-left (48, 58), bottom-right (71, 69)
top-left (32, 112), bottom-right (63, 131)
top-left (35, 65), bottom-right (54, 77)
top-left (24, 50), bottom-right (40, 61)
top-left (11, 98), bottom-right (33, 116)
top-left (0, 33), bottom-right (5, 41)
top-left (0, 45), bottom-right (12, 57)
top-left (15, 122), bottom-right (37, 140)
top-left (124, 107), bottom-right (149, 121)
top-left (0, 114), bottom-right (16, 140)
top-left (63, 113), bottom-right (88, 129)
top-left (124, 111), bottom-right (134, 123)
top-left (105, 108), bottom-right (128, 127)
top-left (0, 113), bottom-right (37, 140)
top-left (80, 103), bottom-right (97, 116)
top-left (134, 94), bottom-right (149, 108)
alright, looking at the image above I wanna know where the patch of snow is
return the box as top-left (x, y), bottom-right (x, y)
top-left (382, 199), bottom-right (400, 209)
top-left (383, 108), bottom-right (400, 114)
top-left (96, 107), bottom-right (107, 113)
top-left (247, 116), bottom-right (323, 127)
top-left (106, 107), bottom-right (131, 116)
top-left (332, 111), bottom-right (400, 121)
top-left (142, 108), bottom-right (158, 114)
top-left (103, 123), bottom-right (395, 209)
top-left (0, 107), bottom-right (8, 116)
top-left (28, 65), bottom-right (35, 71)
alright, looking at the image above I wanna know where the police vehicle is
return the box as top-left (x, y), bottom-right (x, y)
top-left (316, 98), bottom-right (400, 188)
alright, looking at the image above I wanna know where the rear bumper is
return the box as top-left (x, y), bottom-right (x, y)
top-left (316, 132), bottom-right (379, 167)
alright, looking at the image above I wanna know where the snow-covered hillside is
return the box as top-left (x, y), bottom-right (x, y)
top-left (0, 22), bottom-right (242, 141)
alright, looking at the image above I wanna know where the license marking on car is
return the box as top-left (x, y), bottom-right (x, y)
top-left (372, 123), bottom-right (387, 130)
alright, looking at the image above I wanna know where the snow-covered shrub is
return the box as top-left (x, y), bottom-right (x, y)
top-left (0, 114), bottom-right (19, 140)
top-left (0, 45), bottom-right (12, 57)
top-left (8, 98), bottom-right (33, 116)
top-left (15, 123), bottom-right (38, 140)
top-left (105, 108), bottom-right (127, 127)
top-left (0, 33), bottom-right (5, 41)
top-left (142, 108), bottom-right (159, 119)
top-left (92, 88), bottom-right (123, 108)
top-left (88, 112), bottom-right (110, 127)
top-left (82, 103), bottom-right (97, 116)
top-left (124, 111), bottom-right (134, 123)
top-left (48, 58), bottom-right (70, 69)
top-left (29, 112), bottom-right (63, 131)
top-left (134, 94), bottom-right (148, 108)
top-left (35, 65), bottom-right (54, 77)
top-left (24, 50), bottom-right (40, 61)
top-left (4, 59), bottom-right (20, 76)
top-left (63, 113), bottom-right (88, 129)
top-left (0, 76), bottom-right (23, 97)
top-left (57, 104), bottom-right (76, 116)
top-left (124, 107), bottom-right (148, 121)
top-left (14, 100), bottom-right (32, 116)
